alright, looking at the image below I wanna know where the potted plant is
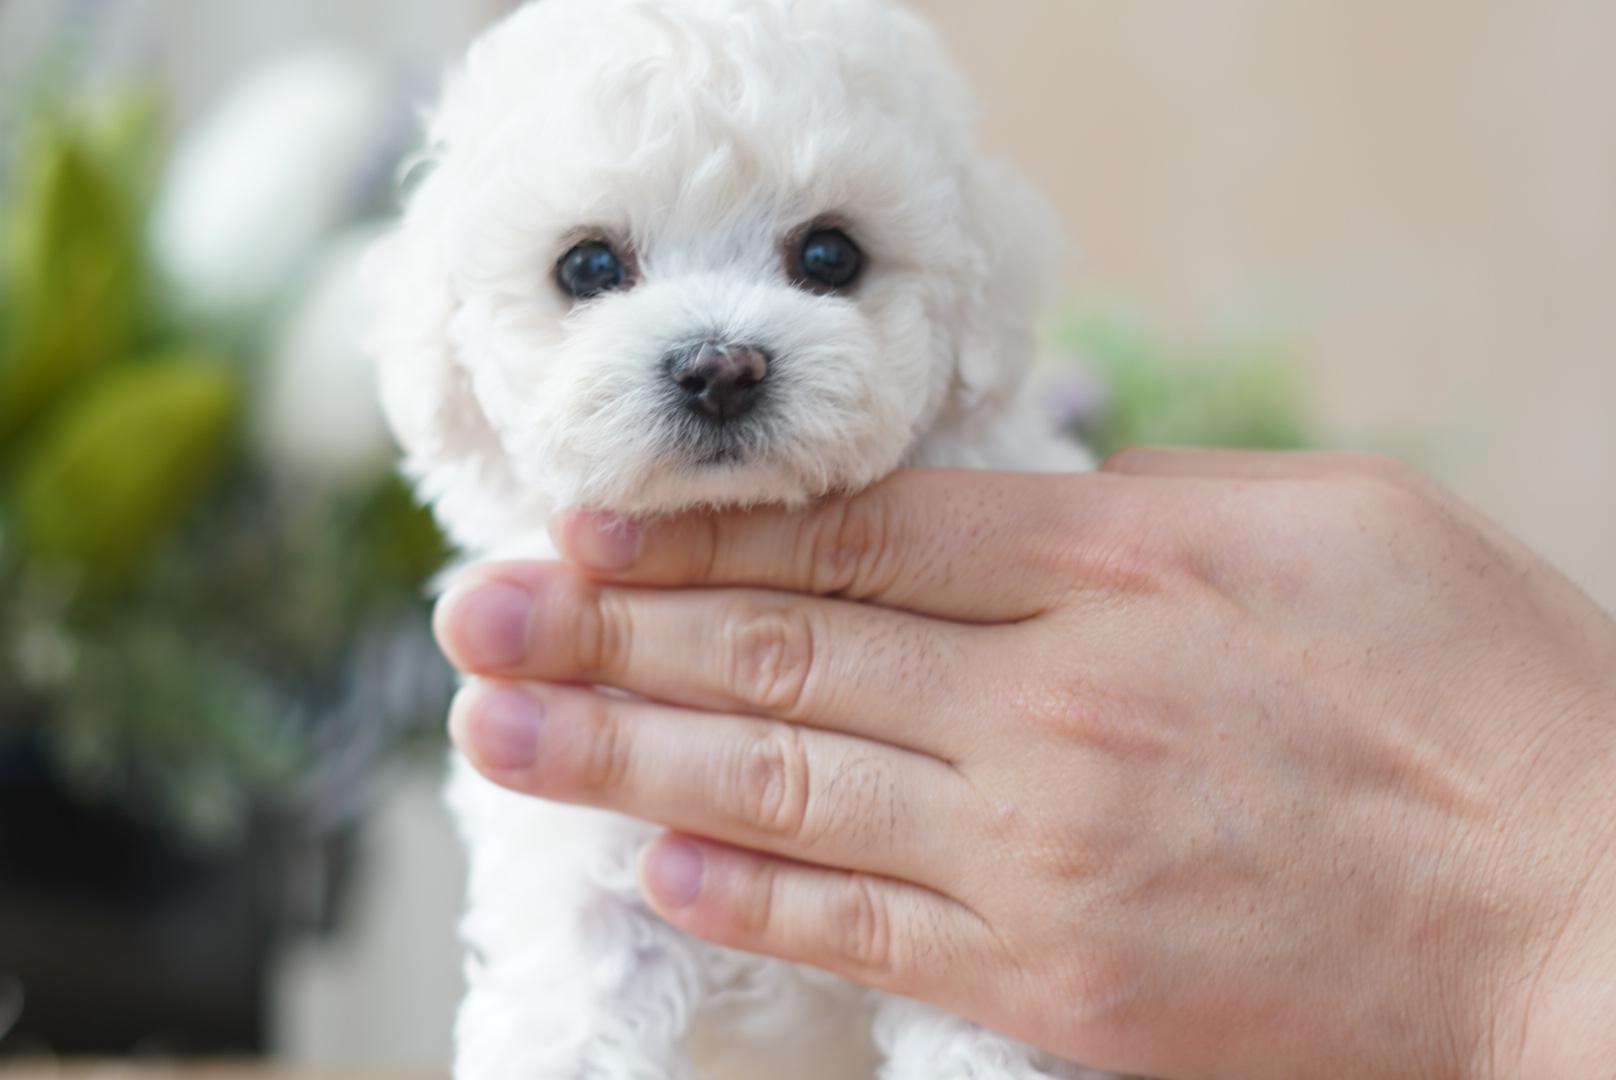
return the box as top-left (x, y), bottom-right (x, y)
top-left (0, 64), bottom-right (451, 1056)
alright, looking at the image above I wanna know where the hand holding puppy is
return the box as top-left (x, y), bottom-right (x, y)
top-left (439, 452), bottom-right (1616, 1080)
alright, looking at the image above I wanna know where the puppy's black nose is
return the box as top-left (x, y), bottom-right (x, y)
top-left (666, 341), bottom-right (769, 422)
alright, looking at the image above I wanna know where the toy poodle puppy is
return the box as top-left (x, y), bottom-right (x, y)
top-left (370, 1), bottom-right (1113, 1076)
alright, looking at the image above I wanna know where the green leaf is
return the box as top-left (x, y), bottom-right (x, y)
top-left (81, 88), bottom-right (166, 214)
top-left (12, 352), bottom-right (239, 588)
top-left (1061, 309), bottom-right (1312, 457)
top-left (360, 475), bottom-right (451, 589)
top-left (0, 128), bottom-right (146, 444)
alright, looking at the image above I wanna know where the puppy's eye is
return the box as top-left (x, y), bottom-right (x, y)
top-left (795, 228), bottom-right (865, 292)
top-left (556, 240), bottom-right (627, 300)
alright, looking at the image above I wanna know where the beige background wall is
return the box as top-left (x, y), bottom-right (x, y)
top-left (915, 0), bottom-right (1615, 611)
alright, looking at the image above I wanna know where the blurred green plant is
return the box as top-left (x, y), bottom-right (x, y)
top-left (0, 117), bottom-right (146, 443)
top-left (1053, 306), bottom-right (1313, 458)
top-left (15, 351), bottom-right (237, 585)
top-left (0, 92), bottom-right (450, 845)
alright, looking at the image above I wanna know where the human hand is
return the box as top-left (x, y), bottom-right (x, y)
top-left (435, 451), bottom-right (1616, 1079)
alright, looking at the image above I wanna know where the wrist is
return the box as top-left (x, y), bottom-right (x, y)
top-left (1494, 711), bottom-right (1616, 1078)
top-left (1509, 908), bottom-right (1616, 1077)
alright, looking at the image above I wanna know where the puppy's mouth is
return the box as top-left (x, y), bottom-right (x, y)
top-left (668, 414), bottom-right (768, 469)
top-left (694, 445), bottom-right (746, 467)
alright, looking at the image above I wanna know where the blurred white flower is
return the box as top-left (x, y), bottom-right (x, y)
top-left (255, 226), bottom-right (395, 490)
top-left (152, 48), bottom-right (392, 320)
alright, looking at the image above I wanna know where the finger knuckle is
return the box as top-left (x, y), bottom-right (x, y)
top-left (805, 491), bottom-right (897, 598)
top-left (829, 877), bottom-right (895, 978)
top-left (575, 698), bottom-right (633, 794)
top-left (693, 514), bottom-right (725, 582)
top-left (730, 857), bottom-right (781, 938)
top-left (565, 578), bottom-right (627, 678)
top-left (1334, 466), bottom-right (1434, 530)
top-left (1032, 672), bottom-right (1175, 758)
top-left (730, 725), bottom-right (813, 841)
top-left (1337, 452), bottom-right (1422, 489)
top-left (1073, 506), bottom-right (1202, 596)
top-left (1026, 819), bottom-right (1121, 890)
top-left (725, 604), bottom-right (816, 715)
top-left (1065, 947), bottom-right (1149, 1035)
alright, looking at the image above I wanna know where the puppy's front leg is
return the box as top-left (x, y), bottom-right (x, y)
top-left (874, 995), bottom-right (1120, 1080)
top-left (450, 758), bottom-right (703, 1080)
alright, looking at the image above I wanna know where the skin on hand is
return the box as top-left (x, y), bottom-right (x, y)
top-left (433, 451), bottom-right (1616, 1080)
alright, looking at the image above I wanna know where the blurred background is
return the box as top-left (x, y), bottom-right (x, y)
top-left (0, 0), bottom-right (1610, 1072)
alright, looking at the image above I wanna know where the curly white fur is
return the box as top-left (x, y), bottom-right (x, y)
top-left (369, 1), bottom-right (1114, 1076)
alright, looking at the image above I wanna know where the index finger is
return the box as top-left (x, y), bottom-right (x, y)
top-left (550, 469), bottom-right (1095, 623)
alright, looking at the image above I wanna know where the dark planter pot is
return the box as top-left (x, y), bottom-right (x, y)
top-left (0, 731), bottom-right (353, 1057)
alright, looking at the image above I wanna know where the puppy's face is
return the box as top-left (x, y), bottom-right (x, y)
top-left (374, 0), bottom-right (1058, 553)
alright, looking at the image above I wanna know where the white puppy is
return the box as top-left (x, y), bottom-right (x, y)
top-left (371, 1), bottom-right (1114, 1077)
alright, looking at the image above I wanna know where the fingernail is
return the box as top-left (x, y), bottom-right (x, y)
top-left (451, 685), bottom-right (544, 770)
top-left (555, 509), bottom-right (641, 573)
top-left (441, 580), bottom-right (532, 668)
top-left (643, 838), bottom-right (704, 909)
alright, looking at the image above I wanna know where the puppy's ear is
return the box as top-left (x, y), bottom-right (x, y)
top-left (951, 157), bottom-right (1067, 408)
top-left (365, 166), bottom-right (506, 528)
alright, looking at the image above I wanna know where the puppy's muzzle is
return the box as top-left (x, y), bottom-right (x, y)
top-left (665, 341), bottom-right (770, 423)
